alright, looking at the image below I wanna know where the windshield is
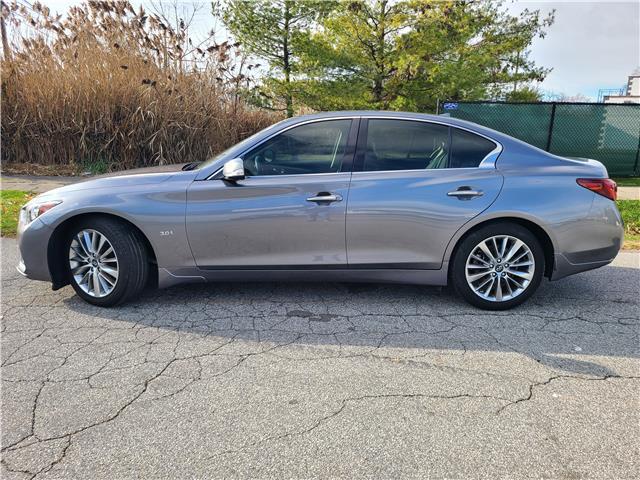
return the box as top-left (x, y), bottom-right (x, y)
top-left (196, 120), bottom-right (285, 170)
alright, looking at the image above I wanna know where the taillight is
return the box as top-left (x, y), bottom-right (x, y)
top-left (576, 178), bottom-right (617, 201)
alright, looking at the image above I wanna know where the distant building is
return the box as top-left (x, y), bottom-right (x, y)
top-left (599, 68), bottom-right (640, 104)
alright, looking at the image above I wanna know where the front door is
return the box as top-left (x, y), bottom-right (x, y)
top-left (346, 118), bottom-right (504, 269)
top-left (186, 118), bottom-right (357, 268)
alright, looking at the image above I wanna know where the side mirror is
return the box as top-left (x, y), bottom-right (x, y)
top-left (222, 158), bottom-right (245, 181)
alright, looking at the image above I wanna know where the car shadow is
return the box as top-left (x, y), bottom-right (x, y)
top-left (62, 264), bottom-right (639, 378)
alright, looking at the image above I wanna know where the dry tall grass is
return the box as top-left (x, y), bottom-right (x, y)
top-left (1, 1), bottom-right (277, 172)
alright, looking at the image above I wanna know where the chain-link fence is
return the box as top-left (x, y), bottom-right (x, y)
top-left (439, 101), bottom-right (640, 176)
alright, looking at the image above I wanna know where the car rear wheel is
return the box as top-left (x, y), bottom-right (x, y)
top-left (451, 223), bottom-right (544, 310)
top-left (66, 217), bottom-right (149, 307)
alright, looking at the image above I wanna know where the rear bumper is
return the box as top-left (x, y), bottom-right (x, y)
top-left (551, 251), bottom-right (616, 280)
top-left (551, 195), bottom-right (623, 280)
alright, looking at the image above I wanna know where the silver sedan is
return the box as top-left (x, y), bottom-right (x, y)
top-left (17, 111), bottom-right (624, 309)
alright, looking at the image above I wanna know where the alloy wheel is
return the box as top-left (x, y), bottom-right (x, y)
top-left (464, 235), bottom-right (535, 302)
top-left (68, 229), bottom-right (119, 298)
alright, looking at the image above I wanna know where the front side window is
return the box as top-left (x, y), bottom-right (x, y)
top-left (363, 119), bottom-right (450, 171)
top-left (449, 128), bottom-right (497, 168)
top-left (242, 120), bottom-right (352, 176)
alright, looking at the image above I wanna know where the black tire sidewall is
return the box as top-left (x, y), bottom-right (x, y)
top-left (65, 218), bottom-right (147, 307)
top-left (451, 223), bottom-right (545, 310)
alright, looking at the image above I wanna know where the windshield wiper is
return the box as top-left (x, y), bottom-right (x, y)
top-left (182, 162), bottom-right (201, 171)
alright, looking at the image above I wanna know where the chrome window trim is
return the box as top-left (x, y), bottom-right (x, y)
top-left (205, 114), bottom-right (503, 180)
top-left (210, 169), bottom-right (352, 181)
top-left (349, 165), bottom-right (499, 176)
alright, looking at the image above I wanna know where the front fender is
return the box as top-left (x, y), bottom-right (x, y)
top-left (39, 179), bottom-right (196, 274)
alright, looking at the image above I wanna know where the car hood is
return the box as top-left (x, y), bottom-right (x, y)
top-left (39, 164), bottom-right (192, 197)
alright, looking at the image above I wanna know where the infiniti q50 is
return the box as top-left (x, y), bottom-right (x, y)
top-left (17, 111), bottom-right (623, 309)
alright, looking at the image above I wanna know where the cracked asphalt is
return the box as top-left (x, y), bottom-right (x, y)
top-left (1, 237), bottom-right (639, 479)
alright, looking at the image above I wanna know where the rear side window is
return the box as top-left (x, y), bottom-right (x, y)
top-left (363, 120), bottom-right (450, 171)
top-left (449, 128), bottom-right (496, 168)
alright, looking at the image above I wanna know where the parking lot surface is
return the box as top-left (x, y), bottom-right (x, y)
top-left (1, 237), bottom-right (639, 479)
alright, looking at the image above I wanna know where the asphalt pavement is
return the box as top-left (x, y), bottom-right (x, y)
top-left (1, 238), bottom-right (639, 479)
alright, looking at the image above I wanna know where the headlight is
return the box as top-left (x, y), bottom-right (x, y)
top-left (22, 200), bottom-right (62, 224)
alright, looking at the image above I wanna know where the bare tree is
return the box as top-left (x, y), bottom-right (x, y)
top-left (148, 0), bottom-right (208, 71)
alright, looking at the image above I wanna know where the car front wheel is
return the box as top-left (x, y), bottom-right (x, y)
top-left (451, 223), bottom-right (544, 310)
top-left (66, 217), bottom-right (149, 307)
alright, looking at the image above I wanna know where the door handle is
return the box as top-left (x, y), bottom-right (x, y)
top-left (447, 188), bottom-right (484, 198)
top-left (306, 192), bottom-right (343, 203)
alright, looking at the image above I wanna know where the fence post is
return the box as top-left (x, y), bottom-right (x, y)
top-left (634, 130), bottom-right (640, 176)
top-left (545, 102), bottom-right (557, 152)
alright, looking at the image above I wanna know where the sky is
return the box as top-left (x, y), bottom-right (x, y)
top-left (32, 0), bottom-right (640, 100)
top-left (506, 1), bottom-right (640, 99)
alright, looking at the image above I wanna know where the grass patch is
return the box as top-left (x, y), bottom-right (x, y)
top-left (78, 158), bottom-right (110, 175)
top-left (618, 199), bottom-right (640, 249)
top-left (624, 235), bottom-right (640, 250)
top-left (1, 190), bottom-right (34, 237)
top-left (613, 177), bottom-right (640, 187)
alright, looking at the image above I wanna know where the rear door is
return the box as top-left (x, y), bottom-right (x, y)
top-left (346, 118), bottom-right (503, 269)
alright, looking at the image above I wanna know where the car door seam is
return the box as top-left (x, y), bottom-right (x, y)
top-left (441, 172), bottom-right (506, 265)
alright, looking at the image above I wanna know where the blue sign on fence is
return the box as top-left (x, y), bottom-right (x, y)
top-left (443, 102), bottom-right (459, 110)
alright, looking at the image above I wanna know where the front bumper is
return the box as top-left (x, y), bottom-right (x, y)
top-left (16, 257), bottom-right (27, 276)
top-left (16, 215), bottom-right (53, 283)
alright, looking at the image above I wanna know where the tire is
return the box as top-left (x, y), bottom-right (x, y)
top-left (65, 217), bottom-right (149, 307)
top-left (451, 222), bottom-right (545, 310)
